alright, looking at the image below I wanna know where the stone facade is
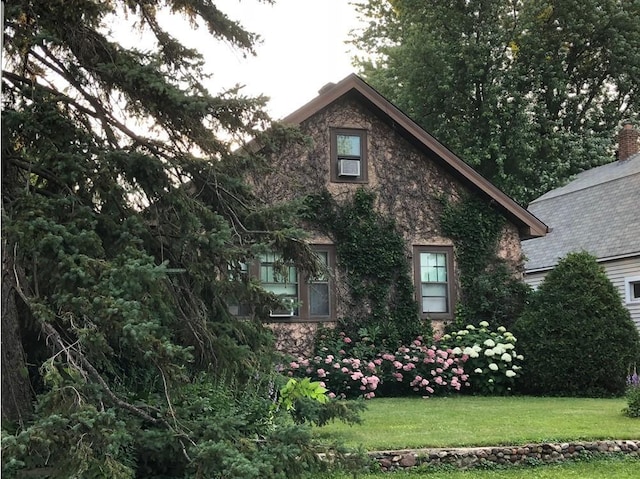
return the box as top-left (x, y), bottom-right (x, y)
top-left (252, 85), bottom-right (535, 355)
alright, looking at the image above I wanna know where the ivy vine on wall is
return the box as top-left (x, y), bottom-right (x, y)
top-left (440, 194), bottom-right (530, 329)
top-left (303, 188), bottom-right (430, 346)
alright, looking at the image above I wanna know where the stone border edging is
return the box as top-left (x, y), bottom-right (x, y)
top-left (370, 440), bottom-right (640, 470)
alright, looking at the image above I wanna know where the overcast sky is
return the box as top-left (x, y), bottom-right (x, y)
top-left (184, 0), bottom-right (364, 119)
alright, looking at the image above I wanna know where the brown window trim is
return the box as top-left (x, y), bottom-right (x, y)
top-left (330, 128), bottom-right (368, 183)
top-left (243, 245), bottom-right (337, 323)
top-left (413, 245), bottom-right (456, 321)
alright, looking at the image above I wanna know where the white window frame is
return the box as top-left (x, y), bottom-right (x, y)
top-left (624, 275), bottom-right (640, 304)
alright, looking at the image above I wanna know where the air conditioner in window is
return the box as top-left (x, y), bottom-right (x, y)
top-left (338, 159), bottom-right (361, 177)
top-left (270, 298), bottom-right (295, 318)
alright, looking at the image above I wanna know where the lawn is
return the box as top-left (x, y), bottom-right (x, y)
top-left (311, 396), bottom-right (640, 478)
top-left (313, 396), bottom-right (639, 450)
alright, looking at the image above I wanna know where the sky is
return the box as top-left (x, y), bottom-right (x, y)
top-left (179, 0), bottom-right (364, 119)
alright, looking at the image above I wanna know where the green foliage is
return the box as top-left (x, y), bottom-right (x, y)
top-left (287, 397), bottom-right (367, 428)
top-left (514, 252), bottom-right (640, 397)
top-left (623, 369), bottom-right (640, 418)
top-left (440, 195), bottom-right (530, 329)
top-left (0, 1), bottom-right (339, 477)
top-left (304, 188), bottom-right (430, 346)
top-left (440, 322), bottom-right (524, 395)
top-left (278, 378), bottom-right (329, 412)
top-left (352, 0), bottom-right (640, 204)
top-left (624, 386), bottom-right (640, 418)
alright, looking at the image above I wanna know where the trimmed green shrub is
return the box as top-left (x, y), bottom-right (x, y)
top-left (514, 252), bottom-right (640, 396)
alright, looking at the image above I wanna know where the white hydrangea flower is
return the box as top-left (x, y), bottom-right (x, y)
top-left (469, 350), bottom-right (480, 358)
top-left (466, 324), bottom-right (476, 330)
top-left (512, 365), bottom-right (521, 371)
top-left (489, 363), bottom-right (499, 371)
top-left (474, 368), bottom-right (483, 374)
top-left (472, 345), bottom-right (482, 352)
top-left (497, 326), bottom-right (507, 333)
top-left (501, 353), bottom-right (512, 362)
top-left (516, 354), bottom-right (524, 360)
top-left (484, 349), bottom-right (496, 357)
top-left (484, 339), bottom-right (496, 347)
top-left (479, 321), bottom-right (490, 328)
top-left (493, 344), bottom-right (505, 355)
top-left (505, 370), bottom-right (517, 378)
top-left (463, 347), bottom-right (475, 355)
top-left (452, 347), bottom-right (462, 355)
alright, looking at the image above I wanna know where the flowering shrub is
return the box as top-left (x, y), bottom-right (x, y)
top-left (375, 339), bottom-right (469, 397)
top-left (439, 321), bottom-right (523, 395)
top-left (283, 333), bottom-right (469, 399)
top-left (623, 368), bottom-right (640, 418)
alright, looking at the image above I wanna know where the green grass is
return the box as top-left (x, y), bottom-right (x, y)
top-left (313, 396), bottom-right (639, 450)
top-left (321, 456), bottom-right (640, 479)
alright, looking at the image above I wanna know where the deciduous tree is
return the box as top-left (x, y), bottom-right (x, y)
top-left (352, 0), bottom-right (640, 203)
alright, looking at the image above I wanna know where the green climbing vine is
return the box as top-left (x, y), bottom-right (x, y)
top-left (303, 188), bottom-right (429, 346)
top-left (440, 194), bottom-right (530, 329)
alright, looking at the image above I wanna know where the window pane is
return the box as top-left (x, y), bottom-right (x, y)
top-left (313, 251), bottom-right (328, 280)
top-left (337, 134), bottom-right (360, 157)
top-left (423, 297), bottom-right (447, 313)
top-left (266, 284), bottom-right (297, 296)
top-left (310, 283), bottom-right (330, 316)
top-left (633, 282), bottom-right (640, 300)
top-left (420, 254), bottom-right (447, 282)
top-left (422, 283), bottom-right (447, 297)
top-left (437, 266), bottom-right (447, 282)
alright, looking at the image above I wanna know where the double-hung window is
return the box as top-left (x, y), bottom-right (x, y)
top-left (228, 246), bottom-right (335, 321)
top-left (331, 128), bottom-right (368, 183)
top-left (259, 252), bottom-right (299, 317)
top-left (414, 246), bottom-right (455, 320)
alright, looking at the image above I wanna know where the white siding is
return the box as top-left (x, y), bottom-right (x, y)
top-left (523, 271), bottom-right (547, 291)
top-left (605, 257), bottom-right (640, 331)
top-left (524, 256), bottom-right (640, 332)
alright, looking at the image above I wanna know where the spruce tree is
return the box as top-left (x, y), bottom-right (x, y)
top-left (1, 1), bottom-right (321, 476)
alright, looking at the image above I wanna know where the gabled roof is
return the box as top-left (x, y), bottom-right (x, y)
top-left (280, 74), bottom-right (548, 239)
top-left (523, 153), bottom-right (640, 272)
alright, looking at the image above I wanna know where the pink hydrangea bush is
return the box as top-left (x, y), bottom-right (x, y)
top-left (283, 334), bottom-right (470, 399)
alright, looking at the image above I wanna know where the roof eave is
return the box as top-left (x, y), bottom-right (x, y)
top-left (281, 74), bottom-right (549, 239)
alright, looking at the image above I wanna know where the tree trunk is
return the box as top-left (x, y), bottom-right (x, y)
top-left (1, 238), bottom-right (33, 425)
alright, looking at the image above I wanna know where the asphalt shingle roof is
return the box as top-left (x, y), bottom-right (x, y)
top-left (523, 154), bottom-right (640, 271)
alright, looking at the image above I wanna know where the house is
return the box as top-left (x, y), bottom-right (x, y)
top-left (522, 123), bottom-right (640, 330)
top-left (246, 74), bottom-right (548, 354)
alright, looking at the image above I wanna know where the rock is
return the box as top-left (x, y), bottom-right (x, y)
top-left (399, 454), bottom-right (417, 467)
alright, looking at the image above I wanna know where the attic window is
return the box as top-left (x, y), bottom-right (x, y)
top-left (330, 128), bottom-right (368, 183)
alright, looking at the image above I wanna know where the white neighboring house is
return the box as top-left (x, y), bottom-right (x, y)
top-left (523, 124), bottom-right (640, 331)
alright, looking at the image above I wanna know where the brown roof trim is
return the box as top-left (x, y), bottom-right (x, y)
top-left (281, 74), bottom-right (548, 239)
